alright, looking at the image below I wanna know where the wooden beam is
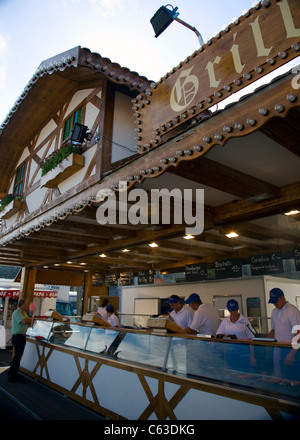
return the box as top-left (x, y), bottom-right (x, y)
top-left (98, 80), bottom-right (115, 175)
top-left (83, 272), bottom-right (92, 315)
top-left (260, 108), bottom-right (300, 157)
top-left (214, 182), bottom-right (300, 225)
top-left (168, 156), bottom-right (279, 199)
top-left (48, 218), bottom-right (136, 239)
top-left (220, 221), bottom-right (300, 245)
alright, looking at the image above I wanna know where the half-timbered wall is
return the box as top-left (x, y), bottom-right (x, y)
top-left (111, 91), bottom-right (136, 163)
top-left (3, 84), bottom-right (136, 232)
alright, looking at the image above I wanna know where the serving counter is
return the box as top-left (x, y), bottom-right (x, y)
top-left (22, 318), bottom-right (300, 420)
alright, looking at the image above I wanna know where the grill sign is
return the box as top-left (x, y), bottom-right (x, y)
top-left (136, 0), bottom-right (300, 151)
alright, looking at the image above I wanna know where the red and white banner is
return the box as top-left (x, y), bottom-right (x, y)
top-left (0, 289), bottom-right (58, 298)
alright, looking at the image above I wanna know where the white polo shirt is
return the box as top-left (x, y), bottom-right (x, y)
top-left (216, 314), bottom-right (254, 339)
top-left (108, 313), bottom-right (119, 327)
top-left (170, 306), bottom-right (193, 329)
top-left (97, 306), bottom-right (108, 321)
top-left (189, 303), bottom-right (220, 336)
top-left (271, 302), bottom-right (300, 342)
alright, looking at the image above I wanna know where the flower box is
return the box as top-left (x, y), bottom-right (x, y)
top-left (40, 153), bottom-right (85, 188)
top-left (0, 199), bottom-right (23, 219)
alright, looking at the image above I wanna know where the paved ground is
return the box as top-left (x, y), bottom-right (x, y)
top-left (0, 347), bottom-right (106, 420)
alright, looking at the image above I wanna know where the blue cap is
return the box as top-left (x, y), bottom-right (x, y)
top-left (106, 305), bottom-right (114, 312)
top-left (184, 293), bottom-right (201, 304)
top-left (227, 299), bottom-right (239, 311)
top-left (167, 295), bottom-right (181, 304)
top-left (268, 288), bottom-right (284, 304)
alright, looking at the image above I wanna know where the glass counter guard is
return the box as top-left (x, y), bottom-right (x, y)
top-left (27, 319), bottom-right (300, 405)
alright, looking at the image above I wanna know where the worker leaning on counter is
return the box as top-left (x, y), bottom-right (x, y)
top-left (267, 288), bottom-right (300, 381)
top-left (8, 299), bottom-right (32, 382)
top-left (216, 299), bottom-right (254, 339)
top-left (267, 288), bottom-right (300, 343)
top-left (167, 295), bottom-right (193, 329)
top-left (184, 293), bottom-right (220, 336)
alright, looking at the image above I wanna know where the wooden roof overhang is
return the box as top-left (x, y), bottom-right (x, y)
top-left (0, 69), bottom-right (299, 279)
top-left (0, 46), bottom-right (151, 196)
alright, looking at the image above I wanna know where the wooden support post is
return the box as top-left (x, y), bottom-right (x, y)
top-left (97, 79), bottom-right (115, 177)
top-left (82, 271), bottom-right (92, 315)
top-left (19, 267), bottom-right (36, 303)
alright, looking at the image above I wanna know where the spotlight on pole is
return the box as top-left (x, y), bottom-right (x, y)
top-left (150, 4), bottom-right (204, 46)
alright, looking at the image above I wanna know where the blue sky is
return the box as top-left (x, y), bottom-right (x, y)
top-left (0, 0), bottom-right (280, 123)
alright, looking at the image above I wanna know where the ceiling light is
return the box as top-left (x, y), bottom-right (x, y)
top-left (183, 234), bottom-right (195, 240)
top-left (99, 253), bottom-right (107, 258)
top-left (225, 232), bottom-right (239, 238)
top-left (284, 210), bottom-right (300, 216)
top-left (247, 193), bottom-right (273, 202)
top-left (79, 262), bottom-right (87, 265)
top-left (122, 249), bottom-right (130, 252)
top-left (149, 242), bottom-right (158, 248)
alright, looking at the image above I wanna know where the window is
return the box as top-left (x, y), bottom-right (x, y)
top-left (246, 297), bottom-right (261, 317)
top-left (62, 106), bottom-right (83, 142)
top-left (13, 162), bottom-right (26, 196)
top-left (246, 297), bottom-right (261, 329)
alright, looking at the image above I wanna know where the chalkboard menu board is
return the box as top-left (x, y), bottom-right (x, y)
top-left (250, 253), bottom-right (283, 276)
top-left (105, 273), bottom-right (118, 286)
top-left (92, 272), bottom-right (102, 286)
top-left (294, 249), bottom-right (300, 271)
top-left (138, 269), bottom-right (154, 285)
top-left (120, 272), bottom-right (133, 286)
top-left (215, 258), bottom-right (242, 279)
top-left (185, 263), bottom-right (208, 282)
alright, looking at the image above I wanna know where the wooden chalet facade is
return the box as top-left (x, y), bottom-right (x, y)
top-left (0, 0), bottom-right (300, 310)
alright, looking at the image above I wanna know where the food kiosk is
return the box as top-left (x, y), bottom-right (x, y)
top-left (0, 0), bottom-right (299, 421)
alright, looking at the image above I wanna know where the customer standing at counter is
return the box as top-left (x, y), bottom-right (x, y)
top-left (167, 294), bottom-right (193, 329)
top-left (184, 293), bottom-right (220, 336)
top-left (267, 288), bottom-right (300, 343)
top-left (216, 299), bottom-right (254, 339)
top-left (8, 299), bottom-right (32, 382)
top-left (106, 305), bottom-right (119, 328)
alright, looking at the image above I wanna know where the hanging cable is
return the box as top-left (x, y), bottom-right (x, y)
top-left (94, 130), bottom-right (137, 153)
